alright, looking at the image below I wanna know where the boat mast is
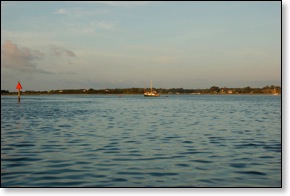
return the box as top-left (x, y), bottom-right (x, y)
top-left (151, 80), bottom-right (153, 93)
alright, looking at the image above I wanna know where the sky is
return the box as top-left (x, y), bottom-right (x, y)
top-left (1, 1), bottom-right (281, 92)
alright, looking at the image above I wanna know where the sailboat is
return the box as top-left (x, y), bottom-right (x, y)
top-left (273, 87), bottom-right (279, 95)
top-left (144, 80), bottom-right (160, 97)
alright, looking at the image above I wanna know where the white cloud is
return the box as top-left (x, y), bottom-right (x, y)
top-left (96, 21), bottom-right (114, 30)
top-left (53, 6), bottom-right (111, 19)
top-left (1, 40), bottom-right (51, 74)
top-left (83, 1), bottom-right (152, 7)
top-left (54, 8), bottom-right (68, 15)
top-left (1, 41), bottom-right (76, 75)
top-left (98, 21), bottom-right (113, 30)
top-left (50, 45), bottom-right (76, 57)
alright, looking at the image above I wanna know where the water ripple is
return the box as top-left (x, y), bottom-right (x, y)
top-left (1, 95), bottom-right (281, 187)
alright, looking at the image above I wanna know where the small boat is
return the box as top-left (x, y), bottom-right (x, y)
top-left (144, 80), bottom-right (160, 97)
top-left (273, 87), bottom-right (278, 95)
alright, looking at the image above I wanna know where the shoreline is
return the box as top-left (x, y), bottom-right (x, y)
top-left (1, 93), bottom-right (281, 96)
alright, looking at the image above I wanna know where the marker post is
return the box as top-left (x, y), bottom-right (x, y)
top-left (16, 81), bottom-right (22, 103)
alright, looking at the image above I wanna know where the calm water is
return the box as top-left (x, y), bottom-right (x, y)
top-left (1, 94), bottom-right (281, 187)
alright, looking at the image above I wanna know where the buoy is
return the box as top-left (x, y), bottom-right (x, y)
top-left (16, 81), bottom-right (22, 102)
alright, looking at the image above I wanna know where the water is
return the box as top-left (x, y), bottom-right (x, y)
top-left (1, 94), bottom-right (281, 187)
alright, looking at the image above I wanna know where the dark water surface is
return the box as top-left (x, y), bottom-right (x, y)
top-left (1, 95), bottom-right (281, 187)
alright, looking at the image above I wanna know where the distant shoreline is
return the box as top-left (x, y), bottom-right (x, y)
top-left (1, 92), bottom-right (281, 96)
top-left (1, 85), bottom-right (281, 95)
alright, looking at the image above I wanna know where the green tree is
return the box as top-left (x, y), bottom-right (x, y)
top-left (210, 86), bottom-right (220, 93)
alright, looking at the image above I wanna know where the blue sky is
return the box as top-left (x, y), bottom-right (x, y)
top-left (1, 1), bottom-right (281, 91)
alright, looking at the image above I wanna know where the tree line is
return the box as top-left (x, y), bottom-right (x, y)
top-left (1, 85), bottom-right (281, 95)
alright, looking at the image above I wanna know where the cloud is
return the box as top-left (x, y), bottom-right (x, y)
top-left (89, 21), bottom-right (114, 31)
top-left (97, 21), bottom-right (114, 30)
top-left (54, 8), bottom-right (67, 15)
top-left (50, 45), bottom-right (76, 57)
top-left (53, 6), bottom-right (111, 19)
top-left (89, 1), bottom-right (152, 7)
top-left (1, 40), bottom-right (51, 74)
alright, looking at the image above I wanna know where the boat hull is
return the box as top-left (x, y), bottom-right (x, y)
top-left (144, 94), bottom-right (160, 97)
